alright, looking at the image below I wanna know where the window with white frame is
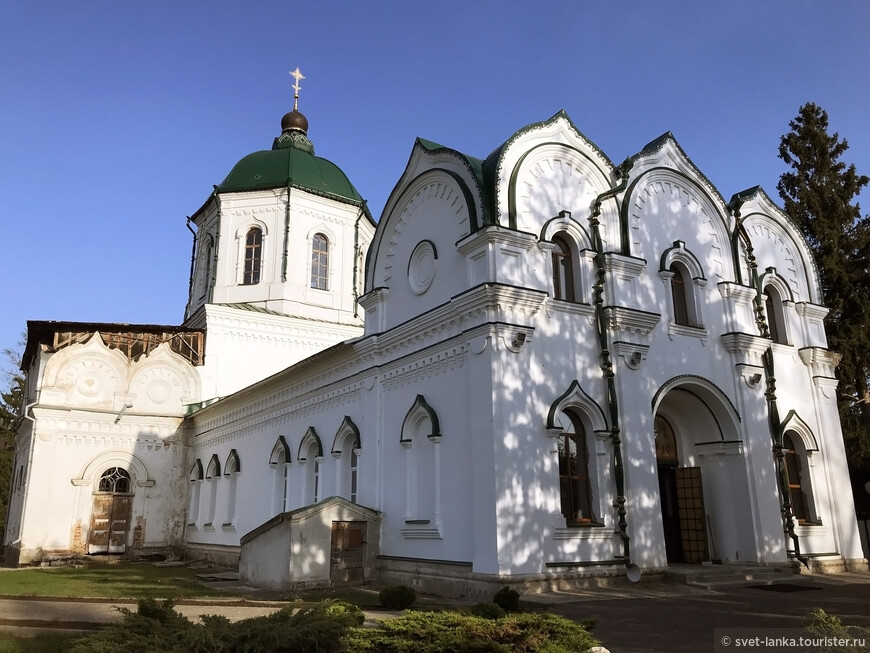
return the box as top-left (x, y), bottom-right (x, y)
top-left (555, 410), bottom-right (596, 525)
top-left (200, 235), bottom-right (214, 299)
top-left (670, 263), bottom-right (691, 326)
top-left (783, 431), bottom-right (817, 524)
top-left (298, 427), bottom-right (323, 505)
top-left (98, 467), bottom-right (131, 494)
top-left (223, 450), bottom-right (240, 526)
top-left (243, 227), bottom-right (263, 285)
top-left (331, 416), bottom-right (361, 503)
top-left (188, 460), bottom-right (203, 525)
top-left (400, 395), bottom-right (441, 524)
top-left (269, 437), bottom-right (290, 515)
top-left (552, 233), bottom-right (576, 302)
top-left (311, 233), bottom-right (329, 290)
top-left (763, 284), bottom-right (789, 344)
top-left (659, 241), bottom-right (706, 331)
top-left (204, 455), bottom-right (221, 526)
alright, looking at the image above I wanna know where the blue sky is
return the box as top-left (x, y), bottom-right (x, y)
top-left (2, 1), bottom-right (868, 376)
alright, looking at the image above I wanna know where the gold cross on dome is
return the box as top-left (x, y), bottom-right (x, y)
top-left (289, 67), bottom-right (305, 110)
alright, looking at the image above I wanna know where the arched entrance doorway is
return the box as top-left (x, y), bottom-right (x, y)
top-left (654, 378), bottom-right (755, 565)
top-left (88, 467), bottom-right (133, 554)
top-left (655, 415), bottom-right (708, 563)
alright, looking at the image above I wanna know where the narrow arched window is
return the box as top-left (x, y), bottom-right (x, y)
top-left (349, 449), bottom-right (358, 504)
top-left (201, 236), bottom-right (213, 298)
top-left (311, 233), bottom-right (329, 290)
top-left (552, 234), bottom-right (575, 302)
top-left (783, 432), bottom-right (814, 523)
top-left (670, 264), bottom-right (690, 326)
top-left (558, 411), bottom-right (594, 525)
top-left (98, 467), bottom-right (131, 494)
top-left (765, 286), bottom-right (787, 344)
top-left (243, 227), bottom-right (263, 285)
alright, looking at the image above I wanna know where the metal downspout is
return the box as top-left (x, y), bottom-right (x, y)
top-left (352, 203), bottom-right (365, 318)
top-left (210, 193), bottom-right (221, 304)
top-left (729, 201), bottom-right (808, 569)
top-left (282, 183), bottom-right (291, 282)
top-left (589, 160), bottom-right (634, 573)
top-left (185, 218), bottom-right (197, 307)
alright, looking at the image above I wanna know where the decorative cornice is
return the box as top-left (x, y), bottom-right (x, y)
top-left (456, 225), bottom-right (538, 256)
top-left (603, 306), bottom-right (660, 342)
top-left (794, 302), bottom-right (829, 320)
top-left (720, 332), bottom-right (769, 367)
top-left (798, 347), bottom-right (841, 379)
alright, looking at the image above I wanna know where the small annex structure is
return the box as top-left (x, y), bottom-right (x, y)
top-left (4, 71), bottom-right (866, 597)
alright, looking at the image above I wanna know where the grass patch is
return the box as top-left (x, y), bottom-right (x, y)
top-left (0, 561), bottom-right (225, 600)
top-left (0, 631), bottom-right (83, 653)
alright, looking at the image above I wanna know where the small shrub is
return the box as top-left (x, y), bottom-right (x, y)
top-left (378, 585), bottom-right (417, 610)
top-left (343, 610), bottom-right (599, 652)
top-left (804, 608), bottom-right (870, 653)
top-left (67, 598), bottom-right (363, 653)
top-left (493, 585), bottom-right (520, 613)
top-left (468, 602), bottom-right (506, 620)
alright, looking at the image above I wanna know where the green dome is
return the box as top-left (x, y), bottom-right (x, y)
top-left (217, 111), bottom-right (365, 207)
top-left (218, 147), bottom-right (365, 205)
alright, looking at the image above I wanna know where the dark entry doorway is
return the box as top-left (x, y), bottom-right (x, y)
top-left (330, 521), bottom-right (367, 583)
top-left (655, 416), bottom-right (709, 563)
top-left (88, 467), bottom-right (133, 554)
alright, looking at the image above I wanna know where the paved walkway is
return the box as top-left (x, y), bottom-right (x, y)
top-left (535, 571), bottom-right (870, 652)
top-left (2, 571), bottom-right (870, 651)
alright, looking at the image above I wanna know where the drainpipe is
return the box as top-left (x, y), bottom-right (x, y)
top-left (729, 200), bottom-right (807, 569)
top-left (352, 203), bottom-right (365, 318)
top-left (185, 218), bottom-right (197, 308)
top-left (210, 193), bottom-right (221, 304)
top-left (282, 183), bottom-right (292, 282)
top-left (589, 159), bottom-right (634, 575)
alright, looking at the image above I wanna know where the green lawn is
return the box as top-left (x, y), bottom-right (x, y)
top-left (0, 632), bottom-right (82, 653)
top-left (0, 562), bottom-right (228, 600)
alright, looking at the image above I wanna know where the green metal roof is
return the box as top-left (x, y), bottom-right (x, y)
top-left (217, 146), bottom-right (366, 206)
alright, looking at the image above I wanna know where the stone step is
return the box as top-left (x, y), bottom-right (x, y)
top-left (664, 565), bottom-right (795, 589)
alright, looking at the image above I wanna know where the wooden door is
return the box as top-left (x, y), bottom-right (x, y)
top-left (330, 521), bottom-right (367, 584)
top-left (88, 495), bottom-right (132, 554)
top-left (675, 466), bottom-right (709, 563)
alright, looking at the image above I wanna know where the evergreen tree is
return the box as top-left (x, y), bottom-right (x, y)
top-left (778, 102), bottom-right (870, 466)
top-left (1, 344), bottom-right (24, 537)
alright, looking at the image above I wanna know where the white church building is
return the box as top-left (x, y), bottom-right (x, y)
top-left (4, 81), bottom-right (866, 596)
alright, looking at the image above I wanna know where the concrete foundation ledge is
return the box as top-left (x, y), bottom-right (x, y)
top-left (184, 543), bottom-right (241, 569)
top-left (375, 556), bottom-right (664, 602)
top-left (805, 555), bottom-right (869, 574)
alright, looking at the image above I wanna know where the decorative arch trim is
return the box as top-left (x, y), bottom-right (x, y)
top-left (540, 211), bottom-right (593, 250)
top-left (507, 141), bottom-right (612, 231)
top-left (651, 374), bottom-right (741, 426)
top-left (780, 411), bottom-right (820, 452)
top-left (621, 164), bottom-right (732, 259)
top-left (269, 436), bottom-right (291, 465)
top-left (401, 395), bottom-right (441, 443)
top-left (367, 168), bottom-right (479, 290)
top-left (205, 454), bottom-right (221, 479)
top-left (331, 416), bottom-right (361, 455)
top-left (660, 240), bottom-right (706, 281)
top-left (189, 459), bottom-right (203, 481)
top-left (224, 449), bottom-right (241, 475)
top-left (546, 379), bottom-right (608, 433)
top-left (297, 427), bottom-right (324, 461)
top-left (73, 450), bottom-right (154, 488)
top-left (234, 219), bottom-right (269, 239)
top-left (760, 267), bottom-right (796, 303)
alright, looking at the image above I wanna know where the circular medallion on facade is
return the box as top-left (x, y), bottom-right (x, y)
top-left (75, 371), bottom-right (103, 397)
top-left (408, 240), bottom-right (437, 295)
top-left (147, 379), bottom-right (172, 404)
